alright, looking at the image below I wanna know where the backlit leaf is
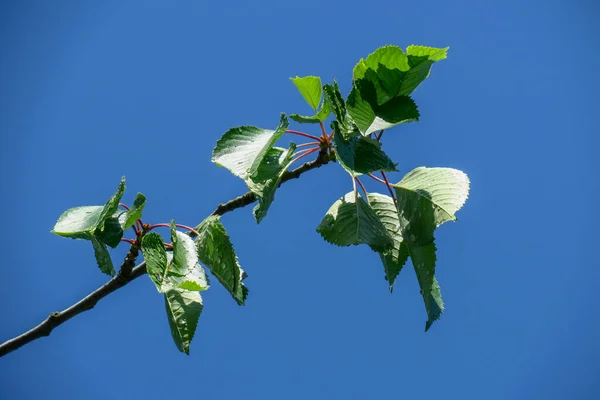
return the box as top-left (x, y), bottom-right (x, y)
top-left (212, 114), bottom-right (289, 180)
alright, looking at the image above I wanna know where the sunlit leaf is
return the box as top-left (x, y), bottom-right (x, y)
top-left (195, 216), bottom-right (248, 305)
top-left (212, 114), bottom-right (289, 180)
top-left (164, 288), bottom-right (203, 354)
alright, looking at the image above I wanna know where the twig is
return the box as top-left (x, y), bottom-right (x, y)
top-left (0, 150), bottom-right (331, 358)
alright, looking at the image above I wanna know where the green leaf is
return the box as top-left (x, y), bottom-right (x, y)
top-left (323, 81), bottom-right (353, 136)
top-left (212, 114), bottom-right (289, 180)
top-left (164, 288), bottom-right (203, 354)
top-left (401, 45), bottom-right (449, 96)
top-left (410, 242), bottom-right (443, 331)
top-left (141, 232), bottom-right (169, 291)
top-left (52, 177), bottom-right (127, 248)
top-left (290, 76), bottom-right (322, 111)
top-left (142, 231), bottom-right (209, 293)
top-left (367, 193), bottom-right (409, 291)
top-left (166, 252), bottom-right (210, 292)
top-left (96, 177), bottom-right (125, 236)
top-left (347, 78), bottom-right (419, 136)
top-left (290, 114), bottom-right (321, 124)
top-left (317, 191), bottom-right (392, 252)
top-left (195, 216), bottom-right (248, 305)
top-left (352, 45), bottom-right (448, 101)
top-left (91, 236), bottom-right (115, 276)
top-left (389, 167), bottom-right (468, 329)
top-left (333, 133), bottom-right (397, 176)
top-left (122, 193), bottom-right (146, 231)
top-left (247, 143), bottom-right (297, 223)
top-left (394, 167), bottom-right (470, 230)
top-left (52, 206), bottom-right (104, 240)
top-left (353, 45), bottom-right (410, 81)
top-left (289, 100), bottom-right (332, 124)
top-left (171, 221), bottom-right (193, 275)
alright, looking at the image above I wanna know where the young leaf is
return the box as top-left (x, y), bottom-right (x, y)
top-left (96, 177), bottom-right (126, 236)
top-left (195, 216), bottom-right (248, 305)
top-left (212, 113), bottom-right (289, 180)
top-left (347, 78), bottom-right (419, 136)
top-left (290, 76), bottom-right (322, 111)
top-left (401, 45), bottom-right (449, 96)
top-left (323, 81), bottom-right (353, 136)
top-left (352, 45), bottom-right (448, 101)
top-left (164, 288), bottom-right (203, 355)
top-left (91, 236), bottom-right (115, 276)
top-left (247, 143), bottom-right (297, 223)
top-left (317, 191), bottom-right (392, 252)
top-left (122, 193), bottom-right (146, 231)
top-left (333, 133), bottom-right (397, 177)
top-left (367, 193), bottom-right (409, 291)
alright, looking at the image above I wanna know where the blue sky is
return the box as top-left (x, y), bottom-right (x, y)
top-left (1, 1), bottom-right (598, 398)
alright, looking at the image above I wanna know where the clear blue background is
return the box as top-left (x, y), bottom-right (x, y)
top-left (1, 1), bottom-right (598, 398)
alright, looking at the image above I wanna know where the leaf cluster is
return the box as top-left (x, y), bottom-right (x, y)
top-left (51, 44), bottom-right (470, 355)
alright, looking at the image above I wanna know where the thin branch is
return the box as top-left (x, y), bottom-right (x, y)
top-left (0, 149), bottom-right (331, 358)
top-left (289, 147), bottom-right (319, 166)
top-left (380, 171), bottom-right (397, 205)
top-left (355, 177), bottom-right (368, 198)
top-left (147, 223), bottom-right (200, 236)
top-left (367, 173), bottom-right (386, 184)
top-left (285, 129), bottom-right (321, 141)
top-left (296, 141), bottom-right (321, 148)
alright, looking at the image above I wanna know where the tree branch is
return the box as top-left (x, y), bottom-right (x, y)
top-left (0, 149), bottom-right (331, 358)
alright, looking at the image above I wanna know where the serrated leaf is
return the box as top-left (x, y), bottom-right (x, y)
top-left (195, 216), bottom-right (248, 305)
top-left (52, 206), bottom-right (104, 240)
top-left (394, 167), bottom-right (470, 229)
top-left (368, 193), bottom-right (409, 291)
top-left (290, 76), bottom-right (322, 111)
top-left (52, 177), bottom-right (127, 248)
top-left (289, 100), bottom-right (332, 124)
top-left (164, 288), bottom-right (203, 354)
top-left (290, 114), bottom-right (321, 124)
top-left (247, 143), bottom-right (297, 223)
top-left (333, 133), bottom-right (397, 176)
top-left (352, 44), bottom-right (447, 101)
top-left (323, 81), bottom-right (354, 137)
top-left (410, 242), bottom-right (443, 331)
top-left (122, 193), bottom-right (145, 230)
top-left (388, 166), bottom-right (468, 329)
top-left (353, 45), bottom-right (410, 81)
top-left (347, 78), bottom-right (419, 136)
top-left (142, 231), bottom-right (209, 293)
top-left (317, 191), bottom-right (392, 252)
top-left (166, 252), bottom-right (209, 292)
top-left (141, 232), bottom-right (169, 291)
top-left (212, 114), bottom-right (289, 180)
top-left (171, 221), bottom-right (194, 275)
top-left (91, 236), bottom-right (115, 276)
top-left (96, 177), bottom-right (125, 234)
